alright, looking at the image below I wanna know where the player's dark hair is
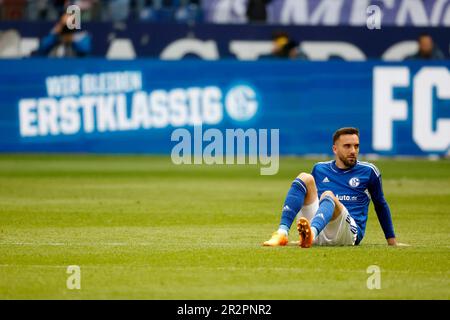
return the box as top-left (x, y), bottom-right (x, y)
top-left (272, 30), bottom-right (289, 41)
top-left (333, 127), bottom-right (359, 144)
top-left (418, 33), bottom-right (432, 41)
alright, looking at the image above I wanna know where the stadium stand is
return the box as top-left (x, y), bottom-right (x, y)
top-left (0, 0), bottom-right (202, 22)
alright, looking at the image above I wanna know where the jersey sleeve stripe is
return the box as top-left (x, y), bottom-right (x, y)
top-left (358, 162), bottom-right (381, 177)
top-left (317, 160), bottom-right (333, 164)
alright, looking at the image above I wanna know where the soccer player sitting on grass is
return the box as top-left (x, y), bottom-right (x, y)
top-left (264, 127), bottom-right (399, 248)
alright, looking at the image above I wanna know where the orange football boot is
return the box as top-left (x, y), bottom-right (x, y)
top-left (297, 217), bottom-right (314, 248)
top-left (263, 231), bottom-right (288, 246)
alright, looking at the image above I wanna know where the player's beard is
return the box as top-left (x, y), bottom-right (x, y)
top-left (339, 154), bottom-right (357, 168)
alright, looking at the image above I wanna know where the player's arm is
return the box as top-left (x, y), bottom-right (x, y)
top-left (367, 168), bottom-right (397, 246)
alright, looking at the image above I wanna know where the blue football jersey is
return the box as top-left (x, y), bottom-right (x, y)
top-left (311, 160), bottom-right (395, 243)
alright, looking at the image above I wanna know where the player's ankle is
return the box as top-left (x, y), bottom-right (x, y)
top-left (277, 228), bottom-right (288, 237)
top-left (311, 227), bottom-right (318, 240)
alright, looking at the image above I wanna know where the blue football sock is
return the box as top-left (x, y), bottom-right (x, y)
top-left (311, 195), bottom-right (335, 235)
top-left (278, 178), bottom-right (307, 233)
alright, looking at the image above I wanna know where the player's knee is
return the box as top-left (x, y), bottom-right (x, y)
top-left (320, 190), bottom-right (336, 201)
top-left (320, 190), bottom-right (342, 207)
top-left (297, 172), bottom-right (315, 186)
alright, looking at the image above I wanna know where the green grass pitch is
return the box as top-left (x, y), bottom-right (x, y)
top-left (0, 155), bottom-right (449, 299)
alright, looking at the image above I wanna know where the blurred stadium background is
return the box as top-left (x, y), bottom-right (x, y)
top-left (0, 0), bottom-right (449, 300)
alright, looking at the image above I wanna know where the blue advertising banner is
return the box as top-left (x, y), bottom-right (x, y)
top-left (0, 59), bottom-right (449, 156)
top-left (1, 22), bottom-right (449, 60)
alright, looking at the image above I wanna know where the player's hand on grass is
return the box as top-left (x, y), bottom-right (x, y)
top-left (387, 237), bottom-right (410, 247)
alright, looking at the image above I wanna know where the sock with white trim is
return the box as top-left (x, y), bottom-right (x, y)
top-left (310, 195), bottom-right (335, 235)
top-left (278, 178), bottom-right (307, 234)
